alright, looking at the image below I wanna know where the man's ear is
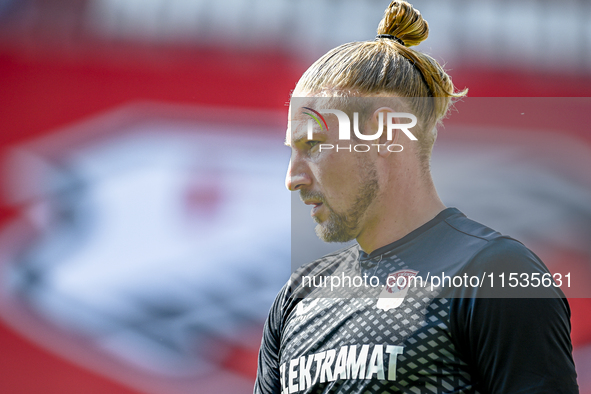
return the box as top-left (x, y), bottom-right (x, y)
top-left (373, 107), bottom-right (400, 158)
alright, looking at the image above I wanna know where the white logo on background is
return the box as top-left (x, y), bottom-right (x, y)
top-left (376, 269), bottom-right (419, 311)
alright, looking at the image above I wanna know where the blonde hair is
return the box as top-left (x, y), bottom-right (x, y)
top-left (294, 1), bottom-right (467, 166)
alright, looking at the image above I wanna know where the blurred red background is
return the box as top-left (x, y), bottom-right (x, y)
top-left (0, 0), bottom-right (590, 393)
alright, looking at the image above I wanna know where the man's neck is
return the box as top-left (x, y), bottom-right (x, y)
top-left (355, 176), bottom-right (446, 255)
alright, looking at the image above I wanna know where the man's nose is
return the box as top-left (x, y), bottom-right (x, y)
top-left (285, 158), bottom-right (312, 191)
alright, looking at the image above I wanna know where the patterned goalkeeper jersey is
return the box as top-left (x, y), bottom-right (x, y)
top-left (254, 208), bottom-right (578, 394)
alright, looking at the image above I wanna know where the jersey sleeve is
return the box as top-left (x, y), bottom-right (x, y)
top-left (253, 281), bottom-right (290, 394)
top-left (450, 237), bottom-right (579, 393)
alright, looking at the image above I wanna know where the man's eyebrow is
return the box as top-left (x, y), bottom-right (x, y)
top-left (285, 134), bottom-right (314, 147)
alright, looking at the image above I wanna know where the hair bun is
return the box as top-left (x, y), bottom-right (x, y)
top-left (376, 1), bottom-right (429, 47)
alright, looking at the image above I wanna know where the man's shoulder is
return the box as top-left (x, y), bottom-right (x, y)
top-left (412, 209), bottom-right (553, 286)
top-left (285, 244), bottom-right (358, 298)
top-left (292, 243), bottom-right (359, 277)
top-left (449, 220), bottom-right (560, 298)
top-left (463, 235), bottom-right (548, 275)
top-left (440, 210), bottom-right (539, 262)
top-left (441, 210), bottom-right (503, 242)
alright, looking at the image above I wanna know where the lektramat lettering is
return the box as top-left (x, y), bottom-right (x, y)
top-left (280, 344), bottom-right (404, 393)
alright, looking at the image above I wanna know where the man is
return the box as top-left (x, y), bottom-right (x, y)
top-left (254, 1), bottom-right (578, 393)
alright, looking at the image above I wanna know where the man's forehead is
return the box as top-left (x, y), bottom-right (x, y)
top-left (286, 101), bottom-right (337, 145)
top-left (289, 98), bottom-right (328, 117)
top-left (285, 116), bottom-right (317, 146)
top-left (286, 99), bottom-right (323, 143)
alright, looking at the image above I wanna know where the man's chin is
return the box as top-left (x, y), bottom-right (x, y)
top-left (314, 222), bottom-right (355, 243)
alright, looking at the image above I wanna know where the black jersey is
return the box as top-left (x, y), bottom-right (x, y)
top-left (254, 208), bottom-right (578, 394)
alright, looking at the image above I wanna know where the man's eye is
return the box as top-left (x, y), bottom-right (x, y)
top-left (307, 141), bottom-right (320, 149)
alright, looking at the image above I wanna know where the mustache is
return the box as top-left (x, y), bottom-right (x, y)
top-left (299, 190), bottom-right (326, 204)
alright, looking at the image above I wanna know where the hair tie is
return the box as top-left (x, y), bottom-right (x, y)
top-left (376, 34), bottom-right (405, 46)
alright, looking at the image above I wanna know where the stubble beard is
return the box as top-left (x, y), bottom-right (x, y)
top-left (302, 164), bottom-right (379, 243)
